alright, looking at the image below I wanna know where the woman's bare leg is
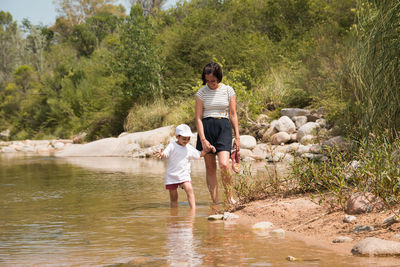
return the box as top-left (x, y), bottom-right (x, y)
top-left (217, 151), bottom-right (236, 204)
top-left (204, 153), bottom-right (218, 205)
top-left (169, 189), bottom-right (178, 208)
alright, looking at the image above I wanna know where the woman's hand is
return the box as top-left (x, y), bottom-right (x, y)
top-left (201, 139), bottom-right (212, 152)
top-left (233, 137), bottom-right (240, 152)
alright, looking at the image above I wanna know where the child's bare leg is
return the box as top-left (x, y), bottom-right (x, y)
top-left (182, 182), bottom-right (196, 209)
top-left (169, 189), bottom-right (178, 208)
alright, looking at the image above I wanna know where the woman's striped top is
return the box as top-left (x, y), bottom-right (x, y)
top-left (196, 83), bottom-right (236, 119)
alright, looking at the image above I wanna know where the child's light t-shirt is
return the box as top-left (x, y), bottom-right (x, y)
top-left (163, 142), bottom-right (201, 185)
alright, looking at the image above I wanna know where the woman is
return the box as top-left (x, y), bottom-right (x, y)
top-left (195, 62), bottom-right (240, 206)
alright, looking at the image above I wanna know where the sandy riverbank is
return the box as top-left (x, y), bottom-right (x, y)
top-left (233, 194), bottom-right (400, 261)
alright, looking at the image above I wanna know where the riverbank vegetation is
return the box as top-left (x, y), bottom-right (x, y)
top-left (1, 0), bottom-right (400, 212)
top-left (1, 0), bottom-right (356, 140)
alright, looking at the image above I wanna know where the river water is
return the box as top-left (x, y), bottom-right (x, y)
top-left (0, 154), bottom-right (388, 266)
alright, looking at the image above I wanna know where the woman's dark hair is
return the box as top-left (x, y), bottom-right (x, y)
top-left (201, 62), bottom-right (223, 85)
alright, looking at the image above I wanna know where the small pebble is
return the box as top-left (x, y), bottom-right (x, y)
top-left (252, 221), bottom-right (274, 230)
top-left (343, 215), bottom-right (356, 223)
top-left (286, 256), bottom-right (297, 261)
top-left (223, 212), bottom-right (239, 220)
top-left (332, 236), bottom-right (353, 243)
top-left (353, 225), bottom-right (374, 233)
top-left (208, 214), bottom-right (224, 220)
top-left (271, 229), bottom-right (285, 236)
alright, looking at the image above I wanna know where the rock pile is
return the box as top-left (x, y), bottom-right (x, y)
top-left (0, 108), bottom-right (347, 162)
top-left (237, 108), bottom-right (347, 163)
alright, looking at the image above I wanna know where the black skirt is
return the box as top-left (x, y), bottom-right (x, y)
top-left (196, 117), bottom-right (232, 153)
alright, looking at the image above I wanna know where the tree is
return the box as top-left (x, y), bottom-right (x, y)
top-left (129, 0), bottom-right (167, 14)
top-left (117, 5), bottom-right (163, 104)
top-left (53, 0), bottom-right (125, 25)
top-left (70, 23), bottom-right (97, 56)
top-left (0, 11), bottom-right (20, 84)
top-left (22, 19), bottom-right (49, 74)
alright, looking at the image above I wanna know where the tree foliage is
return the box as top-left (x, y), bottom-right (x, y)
top-left (1, 0), bottom-right (377, 141)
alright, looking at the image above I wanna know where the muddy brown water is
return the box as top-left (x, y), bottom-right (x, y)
top-left (0, 154), bottom-right (394, 266)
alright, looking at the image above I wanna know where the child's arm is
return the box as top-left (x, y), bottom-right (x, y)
top-left (154, 149), bottom-right (166, 159)
top-left (200, 145), bottom-right (216, 157)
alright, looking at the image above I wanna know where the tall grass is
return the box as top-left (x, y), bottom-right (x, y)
top-left (351, 0), bottom-right (400, 137)
top-left (290, 135), bottom-right (400, 213)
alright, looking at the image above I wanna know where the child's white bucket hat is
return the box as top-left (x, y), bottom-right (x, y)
top-left (175, 124), bottom-right (193, 137)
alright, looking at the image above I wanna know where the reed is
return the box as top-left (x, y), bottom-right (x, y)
top-left (351, 0), bottom-right (400, 138)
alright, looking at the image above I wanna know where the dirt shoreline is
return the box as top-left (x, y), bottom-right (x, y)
top-left (233, 195), bottom-right (400, 257)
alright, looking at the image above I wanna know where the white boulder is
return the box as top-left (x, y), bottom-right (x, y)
top-left (275, 116), bottom-right (296, 133)
top-left (240, 135), bottom-right (257, 150)
top-left (297, 122), bottom-right (320, 142)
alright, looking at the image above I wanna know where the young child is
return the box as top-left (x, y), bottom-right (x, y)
top-left (156, 124), bottom-right (215, 209)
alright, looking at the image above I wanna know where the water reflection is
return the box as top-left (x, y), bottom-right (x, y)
top-left (166, 209), bottom-right (202, 266)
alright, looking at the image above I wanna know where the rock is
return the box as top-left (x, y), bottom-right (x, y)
top-left (240, 135), bottom-right (257, 150)
top-left (299, 135), bottom-right (317, 145)
top-left (306, 114), bottom-right (320, 122)
top-left (353, 225), bottom-right (375, 233)
top-left (316, 118), bottom-right (327, 128)
top-left (333, 236), bottom-right (354, 243)
top-left (301, 153), bottom-right (328, 162)
top-left (266, 152), bottom-right (287, 162)
top-left (351, 237), bottom-right (400, 256)
top-left (290, 133), bottom-right (297, 142)
top-left (275, 116), bottom-right (296, 133)
top-left (310, 144), bottom-right (322, 153)
top-left (270, 132), bottom-right (291, 145)
top-left (297, 122), bottom-right (320, 142)
top-left (292, 116), bottom-right (308, 129)
top-left (315, 107), bottom-right (325, 117)
top-left (252, 221), bottom-right (274, 231)
top-left (318, 128), bottom-right (330, 138)
top-left (22, 145), bottom-right (36, 153)
top-left (72, 132), bottom-right (87, 144)
top-left (345, 192), bottom-right (385, 215)
top-left (280, 108), bottom-right (310, 118)
top-left (142, 144), bottom-right (164, 158)
top-left (208, 214), bottom-right (224, 220)
top-left (394, 234), bottom-right (400, 240)
top-left (285, 142), bottom-right (300, 153)
top-left (271, 229), bottom-right (285, 236)
top-left (239, 148), bottom-right (253, 159)
top-left (286, 256), bottom-right (297, 261)
top-left (223, 212), bottom-right (239, 220)
top-left (261, 121), bottom-right (278, 142)
top-left (56, 126), bottom-right (174, 157)
top-left (295, 144), bottom-right (312, 155)
top-left (53, 142), bottom-right (65, 149)
top-left (343, 215), bottom-right (357, 223)
top-left (1, 146), bottom-right (17, 153)
top-left (256, 114), bottom-right (270, 125)
top-left (322, 136), bottom-right (348, 150)
top-left (383, 214), bottom-right (399, 226)
top-left (252, 143), bottom-right (270, 159)
top-left (118, 132), bottom-right (129, 138)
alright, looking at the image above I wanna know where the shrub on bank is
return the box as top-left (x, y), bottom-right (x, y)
top-left (290, 134), bottom-right (400, 213)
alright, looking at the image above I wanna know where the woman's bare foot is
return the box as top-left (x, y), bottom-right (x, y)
top-left (227, 197), bottom-right (238, 205)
